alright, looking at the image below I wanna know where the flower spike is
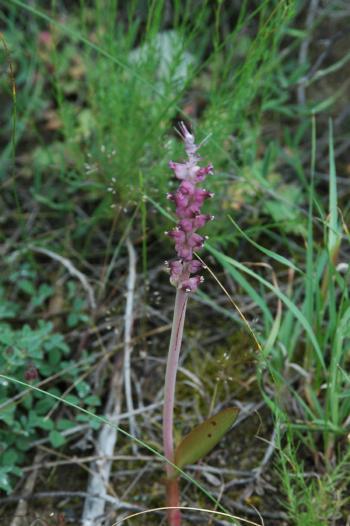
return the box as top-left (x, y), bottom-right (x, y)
top-left (163, 123), bottom-right (214, 526)
top-left (166, 123), bottom-right (213, 291)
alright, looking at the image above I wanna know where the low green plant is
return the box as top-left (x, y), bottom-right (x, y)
top-left (277, 429), bottom-right (350, 526)
top-left (0, 263), bottom-right (100, 493)
top-left (3, 0), bottom-right (301, 242)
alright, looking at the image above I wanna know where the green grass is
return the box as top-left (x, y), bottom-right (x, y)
top-left (2, 0), bottom-right (299, 237)
top-left (277, 428), bottom-right (350, 526)
top-left (209, 118), bottom-right (350, 521)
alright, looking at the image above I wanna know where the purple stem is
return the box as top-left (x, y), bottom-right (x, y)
top-left (163, 288), bottom-right (188, 478)
top-left (163, 289), bottom-right (189, 526)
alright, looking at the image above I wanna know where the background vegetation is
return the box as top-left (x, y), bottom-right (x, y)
top-left (0, 0), bottom-right (349, 524)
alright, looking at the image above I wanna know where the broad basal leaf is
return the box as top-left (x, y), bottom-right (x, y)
top-left (174, 408), bottom-right (238, 473)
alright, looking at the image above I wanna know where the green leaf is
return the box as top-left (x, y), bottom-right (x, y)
top-left (2, 448), bottom-right (18, 467)
top-left (49, 430), bottom-right (66, 448)
top-left (0, 403), bottom-right (15, 425)
top-left (76, 413), bottom-right (100, 429)
top-left (35, 397), bottom-right (56, 414)
top-left (84, 395), bottom-right (100, 406)
top-left (0, 468), bottom-right (12, 493)
top-left (15, 436), bottom-right (31, 451)
top-left (32, 284), bottom-right (53, 307)
top-left (228, 216), bottom-right (302, 274)
top-left (56, 418), bottom-right (76, 431)
top-left (18, 279), bottom-right (36, 296)
top-left (67, 312), bottom-right (78, 327)
top-left (22, 393), bottom-right (33, 410)
top-left (35, 416), bottom-right (54, 431)
top-left (174, 408), bottom-right (238, 472)
top-left (76, 381), bottom-right (90, 398)
top-left (48, 347), bottom-right (61, 366)
top-left (64, 394), bottom-right (80, 405)
top-left (328, 119), bottom-right (341, 256)
top-left (208, 245), bottom-right (326, 370)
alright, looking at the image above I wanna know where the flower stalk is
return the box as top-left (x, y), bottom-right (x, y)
top-left (163, 123), bottom-right (213, 526)
top-left (163, 289), bottom-right (188, 526)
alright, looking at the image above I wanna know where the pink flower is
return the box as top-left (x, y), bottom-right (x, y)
top-left (178, 218), bottom-right (194, 232)
top-left (166, 228), bottom-right (186, 243)
top-left (177, 122), bottom-right (200, 160)
top-left (168, 161), bottom-right (189, 180)
top-left (188, 260), bottom-right (203, 273)
top-left (166, 123), bottom-right (213, 292)
top-left (181, 276), bottom-right (204, 293)
top-left (193, 214), bottom-right (212, 229)
top-left (187, 233), bottom-right (204, 249)
top-left (195, 164), bottom-right (213, 181)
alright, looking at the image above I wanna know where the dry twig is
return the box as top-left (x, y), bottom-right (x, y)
top-left (10, 450), bottom-right (44, 526)
top-left (81, 351), bottom-right (124, 526)
top-left (123, 238), bottom-right (138, 450)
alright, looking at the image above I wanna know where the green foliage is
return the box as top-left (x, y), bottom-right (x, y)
top-left (209, 120), bottom-right (350, 521)
top-left (0, 262), bottom-right (99, 493)
top-left (210, 121), bottom-right (350, 453)
top-left (277, 430), bottom-right (350, 526)
top-left (2, 0), bottom-right (308, 242)
top-left (0, 317), bottom-right (68, 491)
